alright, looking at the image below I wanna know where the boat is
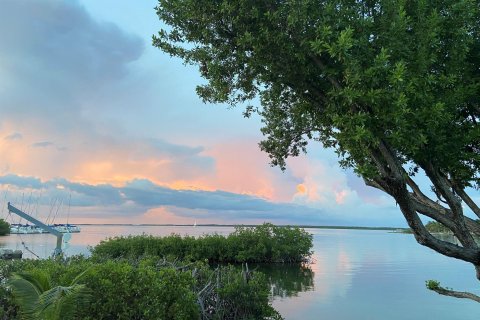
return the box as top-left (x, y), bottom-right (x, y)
top-left (9, 223), bottom-right (81, 234)
top-left (10, 224), bottom-right (48, 234)
top-left (50, 223), bottom-right (81, 233)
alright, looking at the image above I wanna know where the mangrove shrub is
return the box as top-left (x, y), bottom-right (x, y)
top-left (0, 256), bottom-right (282, 320)
top-left (91, 223), bottom-right (313, 263)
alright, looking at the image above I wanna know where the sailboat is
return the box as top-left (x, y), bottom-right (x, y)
top-left (193, 220), bottom-right (197, 228)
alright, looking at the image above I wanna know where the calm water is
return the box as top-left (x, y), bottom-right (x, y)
top-left (1, 226), bottom-right (479, 319)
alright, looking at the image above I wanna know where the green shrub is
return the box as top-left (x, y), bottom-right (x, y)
top-left (0, 219), bottom-right (10, 236)
top-left (81, 260), bottom-right (199, 320)
top-left (190, 263), bottom-right (282, 320)
top-left (214, 267), bottom-right (281, 320)
top-left (426, 280), bottom-right (441, 290)
top-left (0, 256), bottom-right (282, 320)
top-left (0, 258), bottom-right (199, 320)
top-left (91, 223), bottom-right (313, 263)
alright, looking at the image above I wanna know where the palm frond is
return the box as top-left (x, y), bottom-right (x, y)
top-left (7, 272), bottom-right (50, 319)
top-left (11, 271), bottom-right (51, 294)
top-left (7, 269), bottom-right (92, 320)
top-left (36, 284), bottom-right (92, 320)
top-left (70, 266), bottom-right (92, 285)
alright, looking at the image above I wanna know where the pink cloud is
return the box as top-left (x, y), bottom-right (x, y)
top-left (203, 140), bottom-right (280, 198)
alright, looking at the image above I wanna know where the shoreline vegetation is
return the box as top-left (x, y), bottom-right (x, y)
top-left (0, 223), bottom-right (312, 319)
top-left (91, 223), bottom-right (313, 264)
top-left (400, 221), bottom-right (472, 235)
top-left (76, 223), bottom-right (402, 231)
top-left (0, 219), bottom-right (10, 236)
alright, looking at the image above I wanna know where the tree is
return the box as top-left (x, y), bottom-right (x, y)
top-left (153, 0), bottom-right (480, 301)
top-left (0, 219), bottom-right (10, 236)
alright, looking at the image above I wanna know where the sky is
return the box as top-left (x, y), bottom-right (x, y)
top-left (0, 0), bottom-right (408, 227)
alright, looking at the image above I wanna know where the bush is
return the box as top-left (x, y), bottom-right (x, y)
top-left (0, 258), bottom-right (198, 320)
top-left (91, 223), bottom-right (313, 263)
top-left (81, 259), bottom-right (199, 320)
top-left (214, 267), bottom-right (280, 319)
top-left (0, 256), bottom-right (283, 320)
top-left (0, 219), bottom-right (10, 236)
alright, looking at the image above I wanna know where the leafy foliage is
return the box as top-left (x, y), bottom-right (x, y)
top-left (154, 0), bottom-right (480, 183)
top-left (0, 255), bottom-right (283, 320)
top-left (153, 0), bottom-right (480, 302)
top-left (0, 219), bottom-right (10, 236)
top-left (426, 280), bottom-right (441, 291)
top-left (80, 259), bottom-right (199, 320)
top-left (8, 270), bottom-right (91, 320)
top-left (91, 223), bottom-right (313, 263)
top-left (0, 224), bottom-right (308, 319)
top-left (191, 263), bottom-right (282, 320)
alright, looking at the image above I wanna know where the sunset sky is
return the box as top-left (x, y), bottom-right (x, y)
top-left (0, 0), bottom-right (416, 227)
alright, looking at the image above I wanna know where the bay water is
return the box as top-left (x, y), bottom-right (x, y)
top-left (0, 225), bottom-right (478, 319)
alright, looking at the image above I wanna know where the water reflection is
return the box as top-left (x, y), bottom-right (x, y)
top-left (255, 264), bottom-right (315, 298)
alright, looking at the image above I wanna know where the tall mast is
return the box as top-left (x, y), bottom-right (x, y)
top-left (8, 202), bottom-right (64, 257)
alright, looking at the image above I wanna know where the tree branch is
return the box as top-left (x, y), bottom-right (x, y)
top-left (422, 163), bottom-right (463, 217)
top-left (370, 142), bottom-right (480, 263)
top-left (421, 163), bottom-right (479, 248)
top-left (363, 177), bottom-right (387, 193)
top-left (377, 140), bottom-right (404, 181)
top-left (406, 176), bottom-right (449, 213)
top-left (410, 192), bottom-right (480, 236)
top-left (309, 55), bottom-right (342, 90)
top-left (427, 281), bottom-right (480, 303)
top-left (399, 201), bottom-right (480, 265)
top-left (410, 195), bottom-right (455, 227)
top-left (452, 183), bottom-right (480, 220)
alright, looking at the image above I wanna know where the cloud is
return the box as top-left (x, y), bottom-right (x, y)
top-left (345, 171), bottom-right (387, 205)
top-left (4, 132), bottom-right (22, 141)
top-left (32, 141), bottom-right (54, 148)
top-left (0, 0), bottom-right (144, 127)
top-left (0, 174), bottom-right (43, 189)
top-left (120, 178), bottom-right (321, 215)
top-left (0, 174), bottom-right (342, 225)
top-left (201, 140), bottom-right (302, 201)
top-left (0, 123), bottom-right (216, 187)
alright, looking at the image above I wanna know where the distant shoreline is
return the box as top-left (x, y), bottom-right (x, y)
top-left (75, 223), bottom-right (405, 231)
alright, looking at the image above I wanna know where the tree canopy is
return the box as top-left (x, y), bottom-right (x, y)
top-left (153, 0), bottom-right (480, 301)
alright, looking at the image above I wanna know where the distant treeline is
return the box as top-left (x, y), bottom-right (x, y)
top-left (91, 223), bottom-right (313, 263)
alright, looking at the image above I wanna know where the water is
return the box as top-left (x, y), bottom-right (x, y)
top-left (1, 226), bottom-right (479, 319)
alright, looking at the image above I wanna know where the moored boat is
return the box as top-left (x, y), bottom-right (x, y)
top-left (9, 223), bottom-right (81, 234)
